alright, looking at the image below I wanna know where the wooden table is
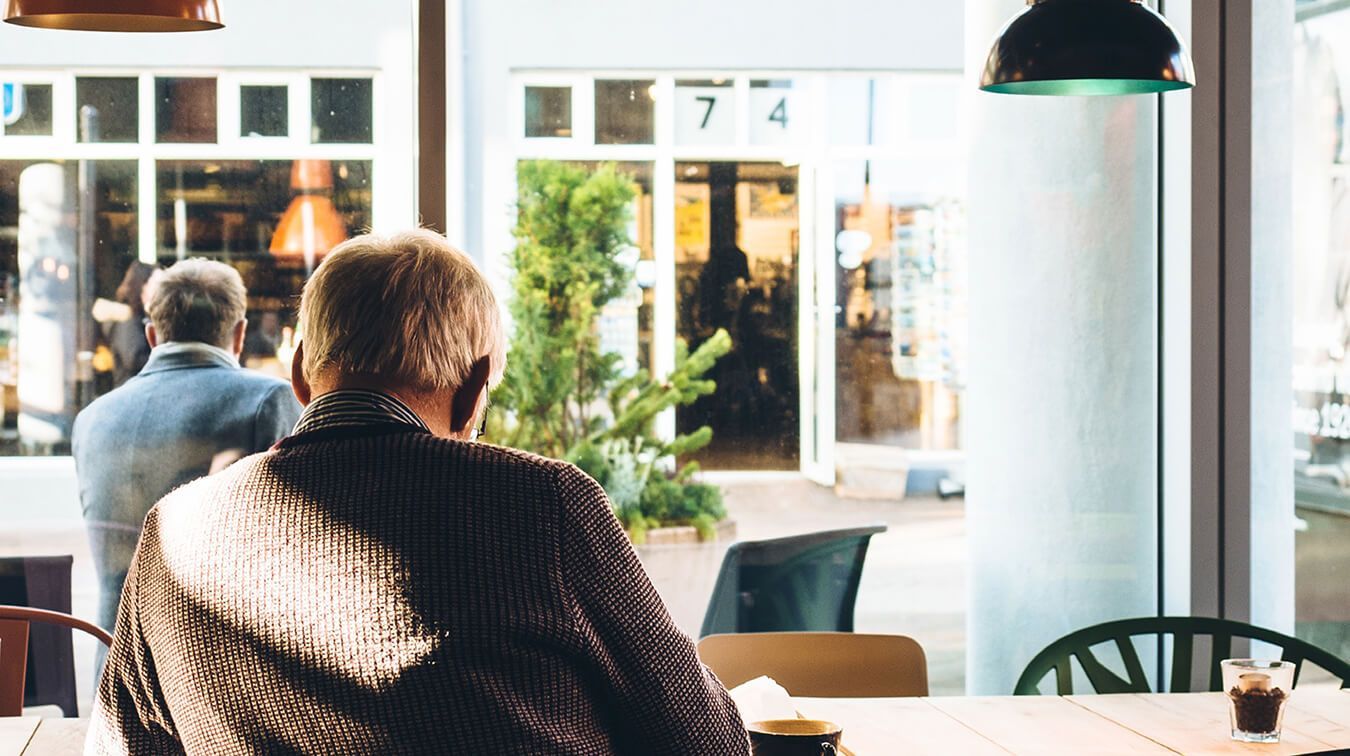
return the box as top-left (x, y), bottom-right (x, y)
top-left (796, 689), bottom-right (1350, 755)
top-left (1, 690), bottom-right (1347, 754)
top-left (1, 717), bottom-right (85, 756)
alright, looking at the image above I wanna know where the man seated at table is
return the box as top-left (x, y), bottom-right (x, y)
top-left (87, 230), bottom-right (750, 755)
top-left (73, 259), bottom-right (301, 665)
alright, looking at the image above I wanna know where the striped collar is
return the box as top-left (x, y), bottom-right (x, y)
top-left (292, 389), bottom-right (431, 436)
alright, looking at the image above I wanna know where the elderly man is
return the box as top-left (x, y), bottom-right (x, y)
top-left (73, 259), bottom-right (301, 642)
top-left (88, 230), bottom-right (749, 755)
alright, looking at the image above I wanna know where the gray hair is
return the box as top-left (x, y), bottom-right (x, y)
top-left (298, 229), bottom-right (505, 391)
top-left (146, 259), bottom-right (247, 348)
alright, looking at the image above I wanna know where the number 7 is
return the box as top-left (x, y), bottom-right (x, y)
top-left (696, 96), bottom-right (716, 129)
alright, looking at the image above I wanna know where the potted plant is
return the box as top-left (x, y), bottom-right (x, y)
top-left (494, 160), bottom-right (733, 544)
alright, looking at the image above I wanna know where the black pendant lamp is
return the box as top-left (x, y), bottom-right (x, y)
top-left (981, 0), bottom-right (1194, 95)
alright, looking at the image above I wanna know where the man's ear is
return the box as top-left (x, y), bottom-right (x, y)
top-left (290, 341), bottom-right (312, 406)
top-left (145, 322), bottom-right (159, 348)
top-left (230, 319), bottom-right (247, 358)
top-left (450, 356), bottom-right (492, 433)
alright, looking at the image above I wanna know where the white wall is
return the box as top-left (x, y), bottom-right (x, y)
top-left (963, 1), bottom-right (1160, 694)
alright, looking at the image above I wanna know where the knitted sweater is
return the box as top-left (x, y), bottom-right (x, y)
top-left (87, 423), bottom-right (750, 755)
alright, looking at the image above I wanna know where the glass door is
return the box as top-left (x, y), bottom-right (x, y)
top-left (673, 160), bottom-right (801, 470)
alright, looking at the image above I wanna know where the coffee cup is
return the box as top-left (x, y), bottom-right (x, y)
top-left (748, 719), bottom-right (843, 756)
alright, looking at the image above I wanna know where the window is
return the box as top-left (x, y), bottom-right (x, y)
top-left (0, 71), bottom-right (383, 458)
top-left (4, 83), bottom-right (53, 137)
top-left (524, 85), bottom-right (571, 138)
top-left (74, 77), bottom-right (137, 143)
top-left (513, 72), bottom-right (970, 691)
top-left (155, 77), bottom-right (217, 143)
top-left (240, 85), bottom-right (288, 138)
top-left (1291, 5), bottom-right (1350, 669)
top-left (311, 78), bottom-right (373, 143)
top-left (594, 79), bottom-right (654, 145)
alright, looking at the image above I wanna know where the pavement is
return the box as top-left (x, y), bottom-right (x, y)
top-left (0, 473), bottom-right (969, 716)
top-left (643, 473), bottom-right (968, 695)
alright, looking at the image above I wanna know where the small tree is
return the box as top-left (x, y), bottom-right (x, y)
top-left (495, 160), bottom-right (731, 541)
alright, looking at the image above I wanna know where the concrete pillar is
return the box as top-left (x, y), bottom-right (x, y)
top-left (964, 0), bottom-right (1160, 694)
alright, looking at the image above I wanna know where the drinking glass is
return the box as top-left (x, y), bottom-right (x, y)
top-left (1221, 659), bottom-right (1295, 743)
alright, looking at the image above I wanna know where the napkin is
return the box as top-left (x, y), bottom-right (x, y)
top-left (728, 676), bottom-right (798, 723)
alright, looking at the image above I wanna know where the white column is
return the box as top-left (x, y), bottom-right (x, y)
top-left (964, 0), bottom-right (1160, 694)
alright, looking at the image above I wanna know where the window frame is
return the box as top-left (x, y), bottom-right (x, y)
top-left (508, 69), bottom-right (965, 483)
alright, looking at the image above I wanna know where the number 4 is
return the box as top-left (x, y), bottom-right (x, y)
top-left (769, 97), bottom-right (788, 129)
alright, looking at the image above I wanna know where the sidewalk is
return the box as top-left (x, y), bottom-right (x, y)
top-left (641, 473), bottom-right (968, 695)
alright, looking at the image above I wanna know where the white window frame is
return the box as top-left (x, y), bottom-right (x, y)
top-left (508, 69), bottom-right (965, 483)
top-left (0, 67), bottom-right (414, 459)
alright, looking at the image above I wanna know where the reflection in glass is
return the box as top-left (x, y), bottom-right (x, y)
top-left (156, 77), bottom-right (218, 143)
top-left (525, 86), bottom-right (571, 138)
top-left (241, 85), bottom-right (288, 138)
top-left (311, 78), bottom-right (372, 144)
top-left (833, 161), bottom-right (966, 451)
top-left (5, 83), bottom-right (53, 136)
top-left (595, 80), bottom-right (655, 145)
top-left (75, 77), bottom-right (138, 143)
top-left (1291, 8), bottom-right (1350, 668)
top-left (0, 160), bottom-right (137, 454)
top-left (154, 159), bottom-right (371, 375)
top-left (676, 161), bottom-right (799, 469)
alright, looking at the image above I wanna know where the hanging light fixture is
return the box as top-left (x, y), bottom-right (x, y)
top-left (270, 160), bottom-right (348, 276)
top-left (4, 0), bottom-right (222, 32)
top-left (981, 0), bottom-right (1194, 96)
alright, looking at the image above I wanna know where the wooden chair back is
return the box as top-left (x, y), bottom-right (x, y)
top-left (0, 605), bottom-right (113, 716)
top-left (698, 631), bottom-right (928, 697)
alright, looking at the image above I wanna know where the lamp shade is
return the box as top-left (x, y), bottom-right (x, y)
top-left (290, 159), bottom-right (335, 192)
top-left (269, 196), bottom-right (347, 266)
top-left (980, 0), bottom-right (1194, 96)
top-left (4, 0), bottom-right (222, 32)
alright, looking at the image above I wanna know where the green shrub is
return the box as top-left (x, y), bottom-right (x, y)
top-left (495, 160), bottom-right (731, 541)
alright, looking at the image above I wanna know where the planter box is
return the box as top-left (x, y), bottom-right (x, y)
top-left (835, 442), bottom-right (909, 500)
top-left (641, 518), bottom-right (737, 546)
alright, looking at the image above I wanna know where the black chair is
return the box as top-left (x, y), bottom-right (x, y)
top-left (699, 525), bottom-right (886, 638)
top-left (0, 555), bottom-right (82, 716)
top-left (1015, 616), bottom-right (1350, 695)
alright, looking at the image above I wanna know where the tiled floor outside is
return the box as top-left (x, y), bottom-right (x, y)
top-left (1, 473), bottom-right (968, 716)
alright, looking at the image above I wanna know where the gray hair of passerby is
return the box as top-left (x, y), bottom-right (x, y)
top-left (298, 229), bottom-right (505, 392)
top-left (146, 259), bottom-right (247, 348)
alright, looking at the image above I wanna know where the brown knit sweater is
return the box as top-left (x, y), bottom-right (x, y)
top-left (87, 424), bottom-right (750, 754)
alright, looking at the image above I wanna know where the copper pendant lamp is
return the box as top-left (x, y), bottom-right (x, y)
top-left (4, 0), bottom-right (222, 32)
top-left (270, 160), bottom-right (348, 275)
top-left (980, 0), bottom-right (1194, 95)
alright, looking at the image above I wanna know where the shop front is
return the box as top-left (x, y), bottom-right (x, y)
top-left (506, 72), bottom-right (966, 484)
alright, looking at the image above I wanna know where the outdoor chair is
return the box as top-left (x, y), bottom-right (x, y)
top-left (699, 524), bottom-right (886, 638)
top-left (1014, 616), bottom-right (1350, 695)
top-left (698, 631), bottom-right (928, 697)
top-left (0, 555), bottom-right (91, 717)
top-left (0, 605), bottom-right (113, 716)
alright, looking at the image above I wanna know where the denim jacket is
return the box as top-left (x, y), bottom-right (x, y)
top-left (72, 342), bottom-right (302, 629)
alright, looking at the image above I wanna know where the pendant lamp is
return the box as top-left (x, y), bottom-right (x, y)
top-left (981, 0), bottom-right (1194, 95)
top-left (4, 0), bottom-right (222, 32)
top-left (270, 160), bottom-right (348, 276)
